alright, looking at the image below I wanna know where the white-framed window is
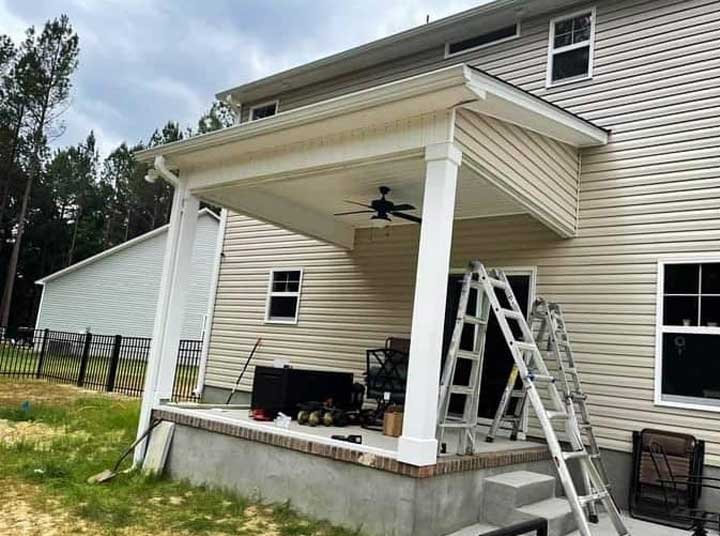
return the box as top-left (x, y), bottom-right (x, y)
top-left (249, 100), bottom-right (278, 121)
top-left (445, 22), bottom-right (520, 57)
top-left (264, 268), bottom-right (303, 324)
top-left (546, 8), bottom-right (595, 87)
top-left (655, 258), bottom-right (720, 411)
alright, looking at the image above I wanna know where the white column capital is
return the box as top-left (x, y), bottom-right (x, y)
top-left (424, 142), bottom-right (462, 167)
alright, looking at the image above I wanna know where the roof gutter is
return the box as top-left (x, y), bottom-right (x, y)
top-left (145, 155), bottom-right (180, 187)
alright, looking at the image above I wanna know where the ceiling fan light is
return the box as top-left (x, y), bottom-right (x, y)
top-left (371, 214), bottom-right (391, 228)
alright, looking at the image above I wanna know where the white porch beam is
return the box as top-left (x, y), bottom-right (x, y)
top-left (135, 181), bottom-right (199, 464)
top-left (398, 141), bottom-right (462, 467)
top-left (200, 188), bottom-right (355, 250)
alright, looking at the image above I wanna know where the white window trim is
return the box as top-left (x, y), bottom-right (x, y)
top-left (264, 267), bottom-right (304, 325)
top-left (655, 256), bottom-right (720, 412)
top-left (249, 99), bottom-right (279, 122)
top-left (444, 22), bottom-right (521, 59)
top-left (545, 7), bottom-right (596, 88)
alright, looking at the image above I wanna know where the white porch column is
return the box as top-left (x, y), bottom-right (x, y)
top-left (135, 180), bottom-right (199, 463)
top-left (398, 141), bottom-right (461, 467)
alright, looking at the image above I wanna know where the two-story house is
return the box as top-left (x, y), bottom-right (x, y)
top-left (134, 0), bottom-right (720, 534)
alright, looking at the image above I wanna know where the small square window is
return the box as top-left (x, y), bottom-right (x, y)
top-left (265, 268), bottom-right (303, 323)
top-left (250, 101), bottom-right (278, 121)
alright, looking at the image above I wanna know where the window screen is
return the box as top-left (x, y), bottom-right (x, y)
top-left (250, 102), bottom-right (278, 121)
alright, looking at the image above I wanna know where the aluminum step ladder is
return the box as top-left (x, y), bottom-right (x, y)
top-left (436, 261), bottom-right (492, 455)
top-left (473, 264), bottom-right (630, 536)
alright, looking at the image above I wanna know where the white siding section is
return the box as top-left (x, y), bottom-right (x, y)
top-left (208, 0), bottom-right (720, 465)
top-left (36, 213), bottom-right (219, 339)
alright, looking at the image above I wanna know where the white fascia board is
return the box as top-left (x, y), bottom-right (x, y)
top-left (135, 64), bottom-right (473, 165)
top-left (34, 210), bottom-right (217, 285)
top-left (136, 64), bottom-right (606, 172)
top-left (463, 67), bottom-right (609, 147)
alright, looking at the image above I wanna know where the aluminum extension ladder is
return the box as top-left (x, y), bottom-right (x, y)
top-left (456, 262), bottom-right (629, 536)
top-left (489, 298), bottom-right (614, 523)
top-left (436, 262), bottom-right (492, 455)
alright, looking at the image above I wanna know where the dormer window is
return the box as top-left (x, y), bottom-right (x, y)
top-left (249, 101), bottom-right (278, 121)
top-left (546, 8), bottom-right (595, 87)
top-left (445, 23), bottom-right (520, 57)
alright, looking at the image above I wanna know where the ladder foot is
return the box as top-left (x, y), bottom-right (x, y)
top-left (588, 513), bottom-right (599, 524)
top-left (485, 437), bottom-right (495, 443)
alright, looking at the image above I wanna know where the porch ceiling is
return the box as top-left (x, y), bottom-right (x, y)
top-left (198, 156), bottom-right (524, 231)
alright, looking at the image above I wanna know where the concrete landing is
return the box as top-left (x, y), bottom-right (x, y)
top-left (447, 514), bottom-right (689, 536)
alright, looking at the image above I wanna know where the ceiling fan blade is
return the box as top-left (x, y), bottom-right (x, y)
top-left (391, 211), bottom-right (422, 224)
top-left (334, 210), bottom-right (375, 216)
top-left (391, 203), bottom-right (416, 212)
top-left (343, 200), bottom-right (372, 209)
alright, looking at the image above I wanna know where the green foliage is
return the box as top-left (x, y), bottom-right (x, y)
top-left (0, 14), bottom-right (231, 327)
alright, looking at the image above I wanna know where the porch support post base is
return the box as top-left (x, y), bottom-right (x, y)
top-left (397, 141), bottom-right (461, 467)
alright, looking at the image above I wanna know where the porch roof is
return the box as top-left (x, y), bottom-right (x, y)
top-left (136, 64), bottom-right (607, 169)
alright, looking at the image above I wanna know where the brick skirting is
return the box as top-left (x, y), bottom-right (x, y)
top-left (154, 408), bottom-right (550, 478)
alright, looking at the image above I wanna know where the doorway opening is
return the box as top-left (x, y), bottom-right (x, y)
top-left (441, 268), bottom-right (535, 418)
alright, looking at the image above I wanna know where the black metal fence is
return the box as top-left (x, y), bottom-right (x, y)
top-left (0, 327), bottom-right (202, 402)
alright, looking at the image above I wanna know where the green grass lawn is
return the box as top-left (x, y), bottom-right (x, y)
top-left (0, 379), bottom-right (363, 535)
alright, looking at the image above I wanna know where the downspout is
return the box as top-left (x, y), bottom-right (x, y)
top-left (194, 208), bottom-right (227, 397)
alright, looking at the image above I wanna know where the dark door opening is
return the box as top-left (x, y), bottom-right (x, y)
top-left (441, 271), bottom-right (532, 418)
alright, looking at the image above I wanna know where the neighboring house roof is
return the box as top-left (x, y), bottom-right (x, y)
top-left (35, 208), bottom-right (220, 285)
top-left (217, 0), bottom-right (583, 104)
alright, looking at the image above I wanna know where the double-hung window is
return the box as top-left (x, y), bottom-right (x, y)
top-left (265, 268), bottom-right (303, 324)
top-left (249, 101), bottom-right (278, 121)
top-left (546, 9), bottom-right (595, 86)
top-left (656, 260), bottom-right (720, 409)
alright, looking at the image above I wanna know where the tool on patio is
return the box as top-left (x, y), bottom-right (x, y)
top-left (488, 297), bottom-right (612, 522)
top-left (87, 418), bottom-right (163, 484)
top-left (363, 337), bottom-right (409, 431)
top-left (331, 434), bottom-right (363, 445)
top-left (225, 337), bottom-right (262, 404)
top-left (436, 265), bottom-right (491, 455)
top-left (443, 261), bottom-right (630, 536)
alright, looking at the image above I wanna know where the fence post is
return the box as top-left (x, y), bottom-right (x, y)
top-left (77, 332), bottom-right (92, 387)
top-left (106, 335), bottom-right (122, 392)
top-left (35, 329), bottom-right (49, 379)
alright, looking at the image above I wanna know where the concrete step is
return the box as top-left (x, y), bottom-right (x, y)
top-left (483, 470), bottom-right (556, 512)
top-left (482, 471), bottom-right (577, 536)
top-left (517, 498), bottom-right (577, 536)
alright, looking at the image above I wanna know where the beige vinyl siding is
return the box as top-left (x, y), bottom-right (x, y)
top-left (207, 0), bottom-right (720, 464)
top-left (454, 110), bottom-right (579, 236)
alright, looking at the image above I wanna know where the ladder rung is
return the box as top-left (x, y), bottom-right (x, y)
top-left (547, 411), bottom-right (568, 420)
top-left (450, 386), bottom-right (475, 395)
top-left (527, 373), bottom-right (555, 383)
top-left (515, 341), bottom-right (537, 352)
top-left (579, 490), bottom-right (610, 506)
top-left (463, 315), bottom-right (487, 326)
top-left (500, 308), bottom-right (524, 321)
top-left (562, 450), bottom-right (589, 461)
top-left (439, 422), bottom-right (473, 429)
top-left (510, 390), bottom-right (525, 398)
top-left (457, 350), bottom-right (481, 361)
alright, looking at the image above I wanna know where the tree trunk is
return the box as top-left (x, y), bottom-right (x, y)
top-left (0, 107), bottom-right (25, 256)
top-left (0, 172), bottom-right (33, 327)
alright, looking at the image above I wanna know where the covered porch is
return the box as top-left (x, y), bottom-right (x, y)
top-left (134, 63), bottom-right (608, 471)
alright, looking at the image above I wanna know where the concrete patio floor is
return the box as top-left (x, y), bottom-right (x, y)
top-left (449, 513), bottom-right (691, 535)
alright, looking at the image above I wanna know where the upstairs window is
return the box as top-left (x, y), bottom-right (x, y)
top-left (547, 9), bottom-right (595, 86)
top-left (656, 260), bottom-right (720, 410)
top-left (249, 101), bottom-right (278, 121)
top-left (446, 23), bottom-right (520, 56)
top-left (265, 269), bottom-right (303, 324)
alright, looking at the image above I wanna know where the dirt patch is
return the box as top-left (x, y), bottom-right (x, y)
top-left (0, 419), bottom-right (89, 450)
top-left (0, 379), bottom-right (131, 407)
top-left (0, 480), bottom-right (95, 535)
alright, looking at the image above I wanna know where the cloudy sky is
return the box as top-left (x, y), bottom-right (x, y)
top-left (0, 0), bottom-right (486, 156)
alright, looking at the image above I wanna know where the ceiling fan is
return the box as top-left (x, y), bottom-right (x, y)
top-left (334, 186), bottom-right (421, 228)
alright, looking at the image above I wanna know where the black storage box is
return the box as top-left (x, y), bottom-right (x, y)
top-left (251, 366), bottom-right (354, 418)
